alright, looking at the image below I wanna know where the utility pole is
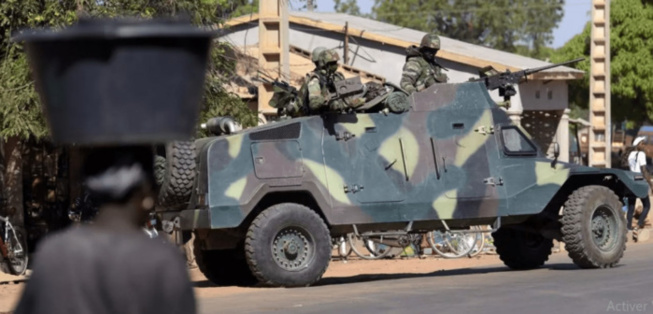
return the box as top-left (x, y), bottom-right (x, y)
top-left (588, 0), bottom-right (611, 167)
top-left (344, 22), bottom-right (349, 65)
top-left (258, 0), bottom-right (290, 119)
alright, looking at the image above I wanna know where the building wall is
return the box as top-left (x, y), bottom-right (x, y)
top-left (518, 80), bottom-right (568, 111)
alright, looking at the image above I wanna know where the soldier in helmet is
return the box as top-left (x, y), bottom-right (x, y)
top-left (305, 49), bottom-right (365, 113)
top-left (270, 46), bottom-right (328, 118)
top-left (400, 34), bottom-right (449, 94)
top-left (305, 49), bottom-right (347, 112)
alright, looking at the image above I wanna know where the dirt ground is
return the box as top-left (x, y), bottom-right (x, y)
top-left (0, 251), bottom-right (503, 312)
top-left (1, 231), bottom-right (650, 313)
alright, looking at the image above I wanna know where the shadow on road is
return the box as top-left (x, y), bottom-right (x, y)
top-left (191, 262), bottom-right (596, 289)
top-left (313, 262), bottom-right (596, 287)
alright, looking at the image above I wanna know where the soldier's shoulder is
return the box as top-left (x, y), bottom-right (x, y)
top-left (403, 58), bottom-right (423, 71)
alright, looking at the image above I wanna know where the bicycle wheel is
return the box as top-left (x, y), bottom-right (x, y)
top-left (466, 226), bottom-right (486, 258)
top-left (7, 227), bottom-right (28, 275)
top-left (428, 230), bottom-right (475, 258)
top-left (347, 233), bottom-right (393, 260)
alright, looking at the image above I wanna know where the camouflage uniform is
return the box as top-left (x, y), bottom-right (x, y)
top-left (306, 50), bottom-right (365, 112)
top-left (400, 34), bottom-right (448, 94)
top-left (268, 47), bottom-right (330, 118)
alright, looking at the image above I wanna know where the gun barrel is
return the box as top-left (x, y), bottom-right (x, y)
top-left (523, 57), bottom-right (584, 75)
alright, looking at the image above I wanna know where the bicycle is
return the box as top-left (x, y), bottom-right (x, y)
top-left (0, 216), bottom-right (28, 275)
top-left (348, 231), bottom-right (423, 260)
top-left (427, 226), bottom-right (485, 259)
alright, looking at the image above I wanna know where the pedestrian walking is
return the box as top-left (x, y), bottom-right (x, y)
top-left (627, 136), bottom-right (652, 235)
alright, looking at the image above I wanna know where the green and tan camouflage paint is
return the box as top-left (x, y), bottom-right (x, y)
top-left (185, 81), bottom-right (648, 230)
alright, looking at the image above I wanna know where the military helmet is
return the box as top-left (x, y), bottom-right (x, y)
top-left (318, 49), bottom-right (340, 67)
top-left (311, 46), bottom-right (326, 64)
top-left (420, 34), bottom-right (441, 50)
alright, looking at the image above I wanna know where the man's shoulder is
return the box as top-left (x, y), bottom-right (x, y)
top-left (403, 57), bottom-right (426, 70)
top-left (629, 150), bottom-right (644, 159)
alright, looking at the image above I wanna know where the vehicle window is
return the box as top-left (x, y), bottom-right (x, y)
top-left (501, 127), bottom-right (536, 155)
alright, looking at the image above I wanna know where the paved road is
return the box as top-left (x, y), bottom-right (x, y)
top-left (199, 243), bottom-right (653, 314)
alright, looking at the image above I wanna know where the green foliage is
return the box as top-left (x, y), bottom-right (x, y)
top-left (552, 0), bottom-right (653, 124)
top-left (334, 0), bottom-right (362, 16)
top-left (0, 0), bottom-right (256, 141)
top-left (371, 0), bottom-right (563, 57)
top-left (198, 42), bottom-right (258, 137)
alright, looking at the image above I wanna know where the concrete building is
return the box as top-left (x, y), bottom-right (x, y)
top-left (221, 11), bottom-right (584, 162)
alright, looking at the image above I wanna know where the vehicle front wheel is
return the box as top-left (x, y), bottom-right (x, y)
top-left (561, 185), bottom-right (626, 268)
top-left (493, 226), bottom-right (553, 270)
top-left (245, 203), bottom-right (331, 287)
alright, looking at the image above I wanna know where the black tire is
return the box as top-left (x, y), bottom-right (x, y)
top-left (493, 226), bottom-right (553, 270)
top-left (156, 141), bottom-right (196, 208)
top-left (245, 203), bottom-right (331, 287)
top-left (561, 185), bottom-right (626, 268)
top-left (154, 155), bottom-right (166, 187)
top-left (193, 241), bottom-right (257, 286)
top-left (7, 226), bottom-right (28, 275)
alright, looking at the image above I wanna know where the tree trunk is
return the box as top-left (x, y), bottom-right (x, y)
top-left (4, 137), bottom-right (24, 227)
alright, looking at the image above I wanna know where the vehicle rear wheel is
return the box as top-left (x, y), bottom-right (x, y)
top-left (193, 242), bottom-right (257, 286)
top-left (493, 226), bottom-right (553, 270)
top-left (562, 185), bottom-right (626, 268)
top-left (245, 203), bottom-right (331, 287)
top-left (155, 141), bottom-right (196, 209)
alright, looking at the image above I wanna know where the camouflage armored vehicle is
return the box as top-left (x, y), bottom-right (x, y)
top-left (157, 62), bottom-right (648, 288)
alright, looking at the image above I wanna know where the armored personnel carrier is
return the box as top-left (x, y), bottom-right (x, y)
top-left (157, 62), bottom-right (647, 287)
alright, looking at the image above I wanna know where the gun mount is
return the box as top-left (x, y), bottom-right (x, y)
top-left (472, 57), bottom-right (584, 103)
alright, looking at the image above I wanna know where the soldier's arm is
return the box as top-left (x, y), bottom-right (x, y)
top-left (400, 60), bottom-right (420, 94)
top-left (307, 78), bottom-right (327, 111)
top-left (435, 66), bottom-right (449, 83)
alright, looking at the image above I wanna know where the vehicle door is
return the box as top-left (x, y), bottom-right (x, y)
top-left (435, 108), bottom-right (506, 218)
top-left (321, 113), bottom-right (406, 208)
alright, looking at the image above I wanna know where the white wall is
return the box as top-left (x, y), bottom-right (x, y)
top-left (519, 80), bottom-right (569, 111)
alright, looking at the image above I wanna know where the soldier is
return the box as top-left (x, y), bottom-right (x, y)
top-left (305, 49), bottom-right (365, 113)
top-left (400, 34), bottom-right (448, 94)
top-left (269, 47), bottom-right (327, 118)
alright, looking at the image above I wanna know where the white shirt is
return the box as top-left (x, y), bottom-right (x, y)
top-left (628, 150), bottom-right (647, 173)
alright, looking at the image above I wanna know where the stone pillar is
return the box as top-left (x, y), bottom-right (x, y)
top-left (558, 109), bottom-right (571, 163)
top-left (506, 86), bottom-right (524, 126)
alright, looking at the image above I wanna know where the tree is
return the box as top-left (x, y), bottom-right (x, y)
top-left (334, 0), bottom-right (362, 16)
top-left (371, 0), bottom-right (563, 57)
top-left (0, 0), bottom-right (257, 142)
top-left (551, 0), bottom-right (653, 125)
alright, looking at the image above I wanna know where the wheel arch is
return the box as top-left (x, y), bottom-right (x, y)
top-left (541, 174), bottom-right (630, 218)
top-left (522, 174), bottom-right (628, 239)
top-left (240, 190), bottom-right (332, 231)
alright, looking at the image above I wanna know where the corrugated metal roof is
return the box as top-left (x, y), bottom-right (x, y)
top-left (290, 11), bottom-right (583, 74)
